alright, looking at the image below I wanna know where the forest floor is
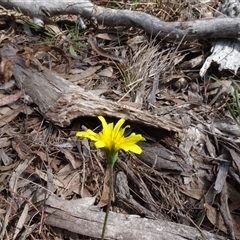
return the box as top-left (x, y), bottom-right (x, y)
top-left (1, 0), bottom-right (240, 239)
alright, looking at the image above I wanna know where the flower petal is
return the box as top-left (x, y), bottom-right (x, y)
top-left (98, 116), bottom-right (111, 135)
top-left (98, 116), bottom-right (107, 127)
top-left (115, 133), bottom-right (145, 152)
top-left (112, 118), bottom-right (125, 140)
top-left (76, 116), bottom-right (145, 165)
top-left (121, 144), bottom-right (143, 154)
top-left (76, 129), bottom-right (98, 141)
top-left (95, 140), bottom-right (106, 149)
top-left (121, 133), bottom-right (145, 145)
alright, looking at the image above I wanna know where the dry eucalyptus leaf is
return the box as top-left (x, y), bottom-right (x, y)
top-left (0, 106), bottom-right (22, 128)
top-left (70, 65), bottom-right (102, 83)
top-left (0, 90), bottom-right (24, 107)
top-left (0, 58), bottom-right (14, 82)
top-left (97, 167), bottom-right (110, 207)
top-left (59, 148), bottom-right (77, 169)
top-left (13, 203), bottom-right (29, 240)
top-left (98, 66), bottom-right (113, 77)
top-left (0, 137), bottom-right (11, 148)
top-left (205, 203), bottom-right (228, 234)
top-left (0, 149), bottom-right (13, 165)
top-left (179, 189), bottom-right (205, 200)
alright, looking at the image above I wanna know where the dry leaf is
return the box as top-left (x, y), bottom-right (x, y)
top-left (205, 203), bottom-right (240, 238)
top-left (35, 168), bottom-right (64, 188)
top-left (95, 33), bottom-right (119, 41)
top-left (0, 106), bottom-right (22, 128)
top-left (16, 47), bottom-right (44, 71)
top-left (16, 45), bottom-right (70, 73)
top-left (205, 203), bottom-right (228, 234)
top-left (9, 158), bottom-right (34, 194)
top-left (0, 149), bottom-right (13, 165)
top-left (0, 137), bottom-right (11, 148)
top-left (45, 23), bottom-right (61, 35)
top-left (13, 203), bottom-right (29, 240)
top-left (57, 171), bottom-right (81, 196)
top-left (179, 188), bottom-right (205, 200)
top-left (0, 90), bottom-right (24, 107)
top-left (59, 149), bottom-right (77, 169)
top-left (33, 150), bottom-right (59, 172)
top-left (0, 58), bottom-right (14, 82)
top-left (98, 66), bottom-right (113, 77)
top-left (0, 162), bottom-right (18, 172)
top-left (227, 183), bottom-right (240, 203)
top-left (228, 148), bottom-right (240, 175)
top-left (70, 65), bottom-right (102, 83)
top-left (97, 168), bottom-right (111, 207)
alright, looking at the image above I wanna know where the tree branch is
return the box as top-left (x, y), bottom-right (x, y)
top-left (1, 0), bottom-right (240, 40)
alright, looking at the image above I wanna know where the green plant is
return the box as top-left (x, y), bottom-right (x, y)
top-left (226, 81), bottom-right (240, 129)
top-left (212, 76), bottom-right (240, 129)
top-left (76, 116), bottom-right (145, 240)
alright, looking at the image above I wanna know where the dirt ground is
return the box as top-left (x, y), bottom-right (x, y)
top-left (0, 0), bottom-right (240, 239)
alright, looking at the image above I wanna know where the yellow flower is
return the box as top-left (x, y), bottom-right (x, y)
top-left (76, 116), bottom-right (145, 167)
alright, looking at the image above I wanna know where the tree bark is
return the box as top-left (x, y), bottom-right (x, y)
top-left (45, 194), bottom-right (227, 240)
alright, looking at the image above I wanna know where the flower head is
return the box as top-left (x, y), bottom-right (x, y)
top-left (76, 116), bottom-right (145, 167)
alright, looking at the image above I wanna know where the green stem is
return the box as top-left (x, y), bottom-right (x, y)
top-left (101, 166), bottom-right (113, 240)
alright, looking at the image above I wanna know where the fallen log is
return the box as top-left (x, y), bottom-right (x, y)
top-left (45, 194), bottom-right (227, 240)
top-left (1, 0), bottom-right (240, 41)
top-left (0, 45), bottom-right (180, 132)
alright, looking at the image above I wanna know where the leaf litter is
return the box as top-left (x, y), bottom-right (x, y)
top-left (0, 0), bottom-right (240, 239)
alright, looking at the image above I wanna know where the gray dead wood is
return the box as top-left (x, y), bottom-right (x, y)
top-left (1, 0), bottom-right (240, 41)
top-left (200, 39), bottom-right (240, 76)
top-left (45, 194), bottom-right (226, 240)
top-left (0, 45), bottom-right (180, 132)
top-left (138, 142), bottom-right (191, 173)
top-left (200, 0), bottom-right (240, 76)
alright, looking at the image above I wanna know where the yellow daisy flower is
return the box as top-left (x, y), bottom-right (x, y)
top-left (76, 116), bottom-right (145, 167)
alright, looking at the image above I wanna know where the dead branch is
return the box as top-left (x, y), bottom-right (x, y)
top-left (45, 194), bottom-right (226, 240)
top-left (1, 0), bottom-right (240, 41)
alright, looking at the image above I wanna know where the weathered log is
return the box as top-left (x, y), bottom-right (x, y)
top-left (200, 38), bottom-right (240, 76)
top-left (1, 0), bottom-right (240, 41)
top-left (0, 45), bottom-right (180, 132)
top-left (200, 0), bottom-right (240, 76)
top-left (45, 194), bottom-right (226, 240)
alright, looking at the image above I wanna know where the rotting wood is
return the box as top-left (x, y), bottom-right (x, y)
top-left (1, 0), bottom-right (240, 41)
top-left (0, 45), bottom-right (181, 132)
top-left (45, 194), bottom-right (227, 240)
top-left (200, 0), bottom-right (240, 76)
